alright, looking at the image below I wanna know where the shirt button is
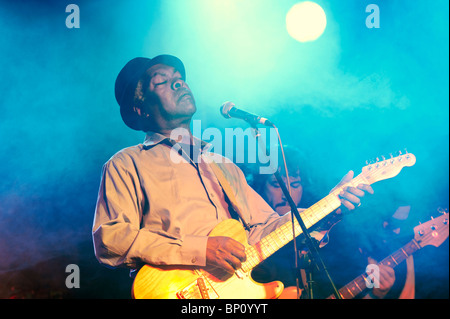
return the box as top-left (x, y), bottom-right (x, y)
top-left (191, 257), bottom-right (197, 264)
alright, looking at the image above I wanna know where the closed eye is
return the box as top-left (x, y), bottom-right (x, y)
top-left (269, 181), bottom-right (280, 188)
top-left (154, 81), bottom-right (167, 87)
top-left (290, 181), bottom-right (302, 188)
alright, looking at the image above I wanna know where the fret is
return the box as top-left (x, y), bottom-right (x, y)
top-left (351, 176), bottom-right (365, 187)
top-left (328, 239), bottom-right (422, 299)
top-left (338, 275), bottom-right (365, 299)
top-left (340, 289), bottom-right (352, 300)
top-left (259, 237), bottom-right (270, 254)
top-left (391, 251), bottom-right (405, 264)
top-left (277, 223), bottom-right (293, 245)
top-left (306, 212), bottom-right (319, 225)
top-left (252, 242), bottom-right (265, 261)
top-left (244, 248), bottom-right (261, 269)
top-left (243, 251), bottom-right (256, 269)
top-left (353, 278), bottom-right (363, 293)
top-left (345, 286), bottom-right (355, 298)
top-left (252, 251), bottom-right (261, 265)
top-left (411, 239), bottom-right (421, 250)
top-left (316, 196), bottom-right (341, 220)
top-left (392, 250), bottom-right (405, 261)
top-left (382, 257), bottom-right (396, 267)
top-left (271, 229), bottom-right (284, 248)
top-left (267, 233), bottom-right (281, 250)
top-left (276, 227), bottom-right (288, 242)
top-left (400, 248), bottom-right (408, 258)
top-left (301, 211), bottom-right (315, 228)
top-left (289, 221), bottom-right (302, 239)
top-left (261, 237), bottom-right (276, 258)
top-left (380, 240), bottom-right (419, 267)
top-left (310, 202), bottom-right (325, 221)
top-left (361, 273), bottom-right (370, 288)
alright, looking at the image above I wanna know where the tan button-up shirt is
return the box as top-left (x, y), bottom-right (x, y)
top-left (93, 132), bottom-right (290, 269)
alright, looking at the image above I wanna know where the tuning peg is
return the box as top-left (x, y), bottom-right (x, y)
top-left (389, 153), bottom-right (395, 164)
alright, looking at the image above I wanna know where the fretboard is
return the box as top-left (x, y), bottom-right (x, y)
top-left (327, 239), bottom-right (421, 299)
top-left (240, 174), bottom-right (368, 273)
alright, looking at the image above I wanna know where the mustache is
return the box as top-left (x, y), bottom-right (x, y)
top-left (176, 88), bottom-right (193, 102)
top-left (274, 201), bottom-right (288, 208)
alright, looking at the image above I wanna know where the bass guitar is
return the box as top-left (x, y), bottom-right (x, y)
top-left (327, 209), bottom-right (449, 299)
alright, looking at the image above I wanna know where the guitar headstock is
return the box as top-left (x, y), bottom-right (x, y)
top-left (361, 152), bottom-right (416, 184)
top-left (414, 209), bottom-right (449, 248)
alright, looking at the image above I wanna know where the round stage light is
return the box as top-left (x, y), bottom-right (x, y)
top-left (286, 1), bottom-right (327, 42)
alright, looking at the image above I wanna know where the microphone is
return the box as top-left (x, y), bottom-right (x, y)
top-left (220, 101), bottom-right (273, 127)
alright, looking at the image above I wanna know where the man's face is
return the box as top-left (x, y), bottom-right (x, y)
top-left (143, 64), bottom-right (196, 121)
top-left (262, 172), bottom-right (303, 216)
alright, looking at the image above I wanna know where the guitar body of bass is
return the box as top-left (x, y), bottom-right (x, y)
top-left (132, 219), bottom-right (284, 299)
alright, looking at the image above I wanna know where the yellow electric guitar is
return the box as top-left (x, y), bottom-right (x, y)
top-left (328, 209), bottom-right (449, 299)
top-left (132, 153), bottom-right (416, 299)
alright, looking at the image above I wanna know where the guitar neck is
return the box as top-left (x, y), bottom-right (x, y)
top-left (240, 174), bottom-right (369, 273)
top-left (328, 239), bottom-right (421, 299)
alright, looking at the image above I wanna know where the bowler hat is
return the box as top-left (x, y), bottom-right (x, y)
top-left (115, 55), bottom-right (186, 131)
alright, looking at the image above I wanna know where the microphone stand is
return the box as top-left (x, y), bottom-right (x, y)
top-left (250, 123), bottom-right (341, 300)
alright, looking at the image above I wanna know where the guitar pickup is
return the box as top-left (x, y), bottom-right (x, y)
top-left (176, 276), bottom-right (219, 299)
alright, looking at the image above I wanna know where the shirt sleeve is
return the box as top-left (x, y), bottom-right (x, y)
top-left (232, 164), bottom-right (292, 245)
top-left (92, 158), bottom-right (208, 269)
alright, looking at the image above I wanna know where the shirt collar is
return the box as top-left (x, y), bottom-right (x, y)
top-left (142, 131), bottom-right (211, 152)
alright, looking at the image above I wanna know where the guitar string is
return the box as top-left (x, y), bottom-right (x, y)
top-left (213, 174), bottom-right (369, 297)
top-left (242, 174), bottom-right (367, 272)
top-left (192, 158), bottom-right (410, 298)
top-left (244, 156), bottom-right (411, 273)
top-left (243, 161), bottom-right (407, 273)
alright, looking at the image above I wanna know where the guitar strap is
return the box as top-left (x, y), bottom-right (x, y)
top-left (208, 159), bottom-right (251, 231)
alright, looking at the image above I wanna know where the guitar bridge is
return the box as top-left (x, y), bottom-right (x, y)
top-left (176, 275), bottom-right (219, 299)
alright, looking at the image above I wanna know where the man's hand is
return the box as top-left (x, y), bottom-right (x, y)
top-left (366, 257), bottom-right (396, 299)
top-left (332, 170), bottom-right (374, 211)
top-left (206, 236), bottom-right (246, 273)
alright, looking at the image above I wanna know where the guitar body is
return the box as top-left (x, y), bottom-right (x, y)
top-left (132, 219), bottom-right (284, 299)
